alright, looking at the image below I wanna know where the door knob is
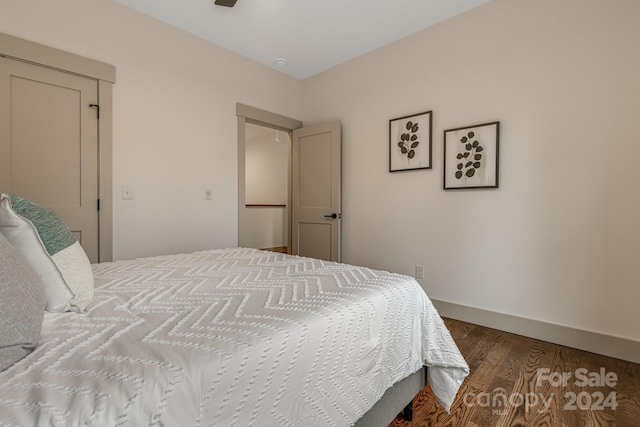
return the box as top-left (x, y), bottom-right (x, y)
top-left (324, 213), bottom-right (338, 219)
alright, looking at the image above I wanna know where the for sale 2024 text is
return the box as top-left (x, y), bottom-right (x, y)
top-left (536, 368), bottom-right (618, 411)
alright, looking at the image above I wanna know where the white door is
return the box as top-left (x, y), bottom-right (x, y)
top-left (291, 121), bottom-right (341, 262)
top-left (0, 57), bottom-right (100, 262)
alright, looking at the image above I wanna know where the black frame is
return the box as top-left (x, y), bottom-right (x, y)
top-left (389, 111), bottom-right (432, 172)
top-left (444, 121), bottom-right (500, 190)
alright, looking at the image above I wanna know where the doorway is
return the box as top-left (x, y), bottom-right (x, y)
top-left (236, 103), bottom-right (342, 262)
top-left (0, 32), bottom-right (115, 262)
top-left (236, 103), bottom-right (302, 253)
top-left (242, 123), bottom-right (290, 253)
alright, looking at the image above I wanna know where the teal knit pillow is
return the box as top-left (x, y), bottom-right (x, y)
top-left (0, 194), bottom-right (94, 313)
top-left (9, 196), bottom-right (76, 256)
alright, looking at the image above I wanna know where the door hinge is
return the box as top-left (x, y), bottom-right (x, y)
top-left (97, 198), bottom-right (100, 211)
top-left (89, 104), bottom-right (100, 119)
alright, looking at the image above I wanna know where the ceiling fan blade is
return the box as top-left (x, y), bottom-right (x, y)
top-left (214, 0), bottom-right (237, 7)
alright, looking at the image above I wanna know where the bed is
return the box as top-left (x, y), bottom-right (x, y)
top-left (0, 246), bottom-right (469, 426)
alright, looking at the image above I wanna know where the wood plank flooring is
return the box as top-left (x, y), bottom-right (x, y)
top-left (389, 318), bottom-right (640, 427)
top-left (261, 246), bottom-right (288, 254)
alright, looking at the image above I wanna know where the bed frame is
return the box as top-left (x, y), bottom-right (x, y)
top-left (355, 367), bottom-right (426, 426)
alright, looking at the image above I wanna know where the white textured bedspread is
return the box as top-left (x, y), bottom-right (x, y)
top-left (0, 248), bottom-right (468, 426)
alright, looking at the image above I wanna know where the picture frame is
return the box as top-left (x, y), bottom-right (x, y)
top-left (389, 111), bottom-right (432, 172)
top-left (444, 121), bottom-right (500, 190)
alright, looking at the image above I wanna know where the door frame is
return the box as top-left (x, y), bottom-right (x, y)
top-left (236, 103), bottom-right (302, 251)
top-left (0, 32), bottom-right (115, 261)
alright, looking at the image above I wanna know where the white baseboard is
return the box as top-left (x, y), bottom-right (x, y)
top-left (431, 299), bottom-right (640, 365)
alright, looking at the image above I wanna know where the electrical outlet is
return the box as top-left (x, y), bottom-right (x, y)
top-left (205, 189), bottom-right (213, 200)
top-left (122, 185), bottom-right (134, 200)
top-left (415, 265), bottom-right (425, 279)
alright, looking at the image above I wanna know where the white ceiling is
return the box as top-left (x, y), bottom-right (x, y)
top-left (115, 0), bottom-right (489, 80)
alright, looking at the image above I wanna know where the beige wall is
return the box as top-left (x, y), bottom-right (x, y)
top-left (245, 131), bottom-right (288, 206)
top-left (0, 0), bottom-right (302, 260)
top-left (302, 0), bottom-right (640, 341)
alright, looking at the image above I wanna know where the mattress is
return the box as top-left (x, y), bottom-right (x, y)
top-left (0, 248), bottom-right (468, 426)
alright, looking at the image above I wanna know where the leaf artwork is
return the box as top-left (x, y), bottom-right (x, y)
top-left (455, 131), bottom-right (483, 180)
top-left (397, 121), bottom-right (419, 160)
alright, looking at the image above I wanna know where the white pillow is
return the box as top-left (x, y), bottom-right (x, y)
top-left (0, 194), bottom-right (94, 313)
top-left (0, 232), bottom-right (46, 371)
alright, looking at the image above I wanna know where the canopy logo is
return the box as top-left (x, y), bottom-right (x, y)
top-left (462, 368), bottom-right (618, 416)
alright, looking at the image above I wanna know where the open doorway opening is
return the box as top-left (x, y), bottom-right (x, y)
top-left (242, 123), bottom-right (290, 253)
top-left (236, 103), bottom-right (302, 253)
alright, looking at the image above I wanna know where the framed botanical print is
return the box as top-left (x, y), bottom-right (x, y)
top-left (444, 121), bottom-right (500, 190)
top-left (389, 111), bottom-right (432, 172)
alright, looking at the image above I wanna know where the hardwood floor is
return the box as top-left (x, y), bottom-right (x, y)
top-left (389, 318), bottom-right (640, 427)
top-left (261, 246), bottom-right (288, 254)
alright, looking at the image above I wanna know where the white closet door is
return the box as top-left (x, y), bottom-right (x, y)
top-left (0, 56), bottom-right (100, 262)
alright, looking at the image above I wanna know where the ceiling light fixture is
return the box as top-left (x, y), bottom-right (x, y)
top-left (275, 59), bottom-right (287, 68)
top-left (214, 0), bottom-right (237, 7)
